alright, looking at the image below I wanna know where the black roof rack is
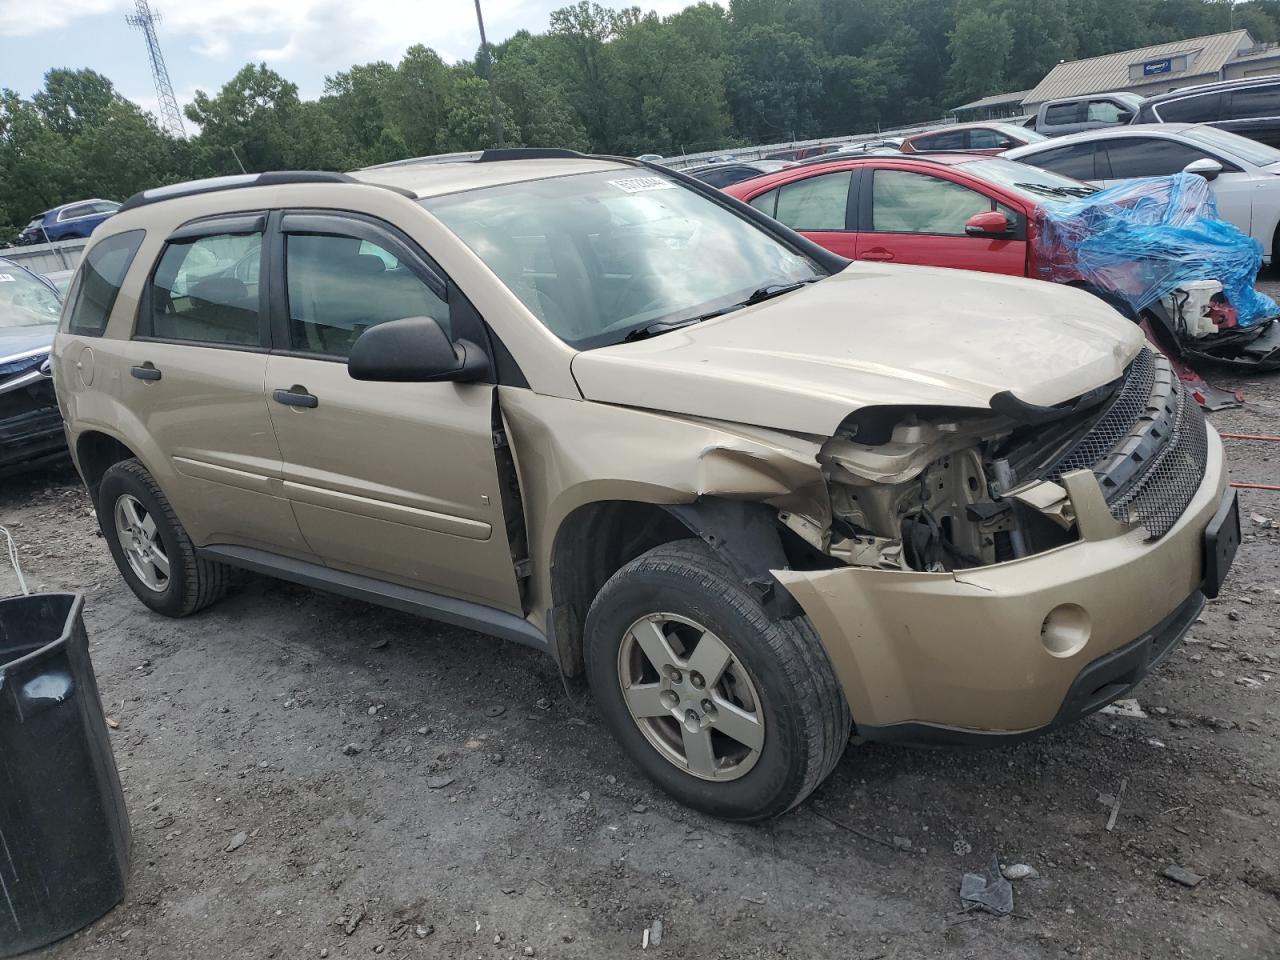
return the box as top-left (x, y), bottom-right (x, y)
top-left (476, 148), bottom-right (585, 162)
top-left (118, 171), bottom-right (413, 213)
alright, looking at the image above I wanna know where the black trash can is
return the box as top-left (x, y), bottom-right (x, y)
top-left (0, 593), bottom-right (130, 957)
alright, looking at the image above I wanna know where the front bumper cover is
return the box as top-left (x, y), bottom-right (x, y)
top-left (773, 429), bottom-right (1228, 739)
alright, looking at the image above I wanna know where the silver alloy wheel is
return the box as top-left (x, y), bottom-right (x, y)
top-left (617, 612), bottom-right (765, 781)
top-left (113, 494), bottom-right (170, 592)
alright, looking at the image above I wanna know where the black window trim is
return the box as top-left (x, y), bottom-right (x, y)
top-left (133, 210), bottom-right (271, 351)
top-left (269, 207), bottom-right (452, 364)
top-left (858, 167), bottom-right (1027, 240)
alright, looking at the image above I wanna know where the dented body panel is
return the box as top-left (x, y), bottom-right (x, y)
top-left (775, 430), bottom-right (1225, 735)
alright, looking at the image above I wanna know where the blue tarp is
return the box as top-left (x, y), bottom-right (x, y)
top-left (1036, 173), bottom-right (1278, 328)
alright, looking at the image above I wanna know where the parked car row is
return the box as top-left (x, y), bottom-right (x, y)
top-left (1030, 75), bottom-right (1280, 148)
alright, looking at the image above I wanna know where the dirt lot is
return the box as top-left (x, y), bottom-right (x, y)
top-left (4, 311), bottom-right (1280, 960)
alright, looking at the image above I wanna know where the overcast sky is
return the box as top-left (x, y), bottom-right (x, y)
top-left (0, 0), bottom-right (696, 120)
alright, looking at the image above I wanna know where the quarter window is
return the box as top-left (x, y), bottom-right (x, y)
top-left (773, 172), bottom-right (851, 231)
top-left (1100, 137), bottom-right (1214, 178)
top-left (871, 170), bottom-right (1006, 235)
top-left (147, 232), bottom-right (263, 345)
top-left (64, 229), bottom-right (145, 337)
top-left (284, 233), bottom-right (449, 358)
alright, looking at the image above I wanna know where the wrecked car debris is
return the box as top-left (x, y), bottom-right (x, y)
top-left (1037, 172), bottom-right (1280, 379)
top-left (959, 858), bottom-right (1015, 916)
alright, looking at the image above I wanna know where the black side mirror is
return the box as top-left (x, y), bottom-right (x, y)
top-left (348, 316), bottom-right (489, 383)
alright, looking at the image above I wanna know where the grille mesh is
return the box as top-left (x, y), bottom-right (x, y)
top-left (1045, 348), bottom-right (1207, 541)
top-left (1109, 385), bottom-right (1208, 539)
top-left (1048, 348), bottom-right (1156, 478)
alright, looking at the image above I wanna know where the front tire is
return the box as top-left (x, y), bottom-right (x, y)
top-left (584, 539), bottom-right (850, 821)
top-left (98, 459), bottom-right (227, 617)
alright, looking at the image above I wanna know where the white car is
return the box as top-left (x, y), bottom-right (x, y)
top-left (1005, 123), bottom-right (1280, 264)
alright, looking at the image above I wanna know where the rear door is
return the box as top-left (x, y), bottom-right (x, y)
top-left (125, 213), bottom-right (314, 557)
top-left (744, 169), bottom-right (858, 257)
top-left (1097, 135), bottom-right (1255, 239)
top-left (853, 166), bottom-right (1028, 275)
top-left (1218, 83), bottom-right (1280, 147)
top-left (263, 210), bottom-right (523, 611)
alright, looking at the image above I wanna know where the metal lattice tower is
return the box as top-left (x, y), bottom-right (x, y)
top-left (126, 0), bottom-right (186, 138)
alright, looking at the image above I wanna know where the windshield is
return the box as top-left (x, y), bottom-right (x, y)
top-left (422, 169), bottom-right (823, 348)
top-left (963, 157), bottom-right (1098, 204)
top-left (1183, 124), bottom-right (1280, 167)
top-left (0, 266), bottom-right (61, 328)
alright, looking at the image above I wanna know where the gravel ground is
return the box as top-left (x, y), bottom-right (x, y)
top-left (3, 291), bottom-right (1280, 960)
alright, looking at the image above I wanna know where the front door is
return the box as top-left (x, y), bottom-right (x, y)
top-left (122, 213), bottom-right (313, 557)
top-left (854, 168), bottom-right (1028, 276)
top-left (264, 211), bottom-right (522, 612)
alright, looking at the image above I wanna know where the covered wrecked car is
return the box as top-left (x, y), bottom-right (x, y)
top-left (54, 153), bottom-right (1238, 821)
top-left (724, 156), bottom-right (1280, 388)
top-left (0, 258), bottom-right (64, 474)
top-left (1034, 171), bottom-right (1280, 376)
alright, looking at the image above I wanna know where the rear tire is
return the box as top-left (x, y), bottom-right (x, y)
top-left (98, 459), bottom-right (227, 617)
top-left (584, 539), bottom-right (850, 821)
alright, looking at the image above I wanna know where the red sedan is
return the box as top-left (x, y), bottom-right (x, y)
top-left (900, 122), bottom-right (1046, 156)
top-left (723, 153), bottom-right (1097, 278)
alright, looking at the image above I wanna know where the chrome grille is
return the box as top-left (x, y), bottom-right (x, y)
top-left (1046, 349), bottom-right (1207, 540)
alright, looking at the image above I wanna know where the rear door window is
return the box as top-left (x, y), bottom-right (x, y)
top-left (1099, 137), bottom-right (1215, 178)
top-left (1224, 84), bottom-right (1280, 120)
top-left (967, 128), bottom-right (1010, 149)
top-left (62, 229), bottom-right (146, 337)
top-left (144, 230), bottom-right (265, 346)
top-left (773, 172), bottom-right (852, 230)
top-left (1154, 93), bottom-right (1221, 122)
top-left (1043, 102), bottom-right (1085, 126)
top-left (912, 129), bottom-right (966, 150)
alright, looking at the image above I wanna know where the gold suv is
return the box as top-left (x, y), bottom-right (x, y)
top-left (53, 151), bottom-right (1240, 820)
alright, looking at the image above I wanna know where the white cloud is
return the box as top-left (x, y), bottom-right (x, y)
top-left (0, 0), bottom-right (123, 36)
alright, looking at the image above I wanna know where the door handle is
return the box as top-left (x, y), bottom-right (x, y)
top-left (273, 387), bottom-right (318, 409)
top-left (861, 248), bottom-right (896, 262)
top-left (130, 363), bottom-right (162, 381)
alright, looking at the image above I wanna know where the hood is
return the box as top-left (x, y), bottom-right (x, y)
top-left (571, 263), bottom-right (1143, 436)
top-left (0, 323), bottom-right (56, 363)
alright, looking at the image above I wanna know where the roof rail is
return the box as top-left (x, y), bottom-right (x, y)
top-left (117, 171), bottom-right (412, 213)
top-left (475, 148), bottom-right (585, 162)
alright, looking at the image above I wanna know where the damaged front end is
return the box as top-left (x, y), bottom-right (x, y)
top-left (0, 353), bottom-right (64, 475)
top-left (794, 348), bottom-right (1207, 574)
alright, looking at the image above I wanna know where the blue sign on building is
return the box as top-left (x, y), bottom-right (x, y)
top-left (1143, 58), bottom-right (1173, 76)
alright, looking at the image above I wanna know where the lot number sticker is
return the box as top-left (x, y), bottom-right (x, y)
top-left (608, 177), bottom-right (676, 193)
top-left (0, 274), bottom-right (15, 283)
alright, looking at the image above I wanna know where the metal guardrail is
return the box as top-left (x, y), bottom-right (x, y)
top-left (661, 116), bottom-right (958, 169)
top-left (0, 238), bottom-right (85, 275)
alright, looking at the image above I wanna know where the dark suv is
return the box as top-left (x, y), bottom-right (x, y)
top-left (1132, 76), bottom-right (1280, 148)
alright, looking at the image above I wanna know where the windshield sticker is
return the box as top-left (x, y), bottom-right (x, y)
top-left (0, 274), bottom-right (15, 282)
top-left (608, 176), bottom-right (676, 194)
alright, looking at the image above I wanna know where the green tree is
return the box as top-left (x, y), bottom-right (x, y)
top-left (946, 8), bottom-right (1014, 105)
top-left (725, 25), bottom-right (822, 142)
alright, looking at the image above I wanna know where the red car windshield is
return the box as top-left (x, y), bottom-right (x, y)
top-left (960, 158), bottom-right (1097, 206)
